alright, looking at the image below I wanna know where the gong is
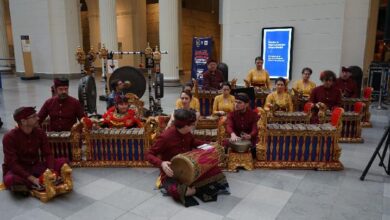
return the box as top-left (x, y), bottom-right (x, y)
top-left (78, 75), bottom-right (97, 114)
top-left (109, 66), bottom-right (146, 98)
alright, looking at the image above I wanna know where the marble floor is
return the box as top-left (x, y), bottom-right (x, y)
top-left (0, 72), bottom-right (389, 220)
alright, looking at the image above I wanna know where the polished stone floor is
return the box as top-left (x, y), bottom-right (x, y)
top-left (0, 73), bottom-right (389, 220)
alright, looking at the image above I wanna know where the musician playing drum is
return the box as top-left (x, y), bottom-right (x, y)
top-left (264, 77), bottom-right (294, 112)
top-left (147, 109), bottom-right (230, 207)
top-left (101, 95), bottom-right (143, 128)
top-left (226, 93), bottom-right (259, 157)
top-left (38, 78), bottom-right (85, 131)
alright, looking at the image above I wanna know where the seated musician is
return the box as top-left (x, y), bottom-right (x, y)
top-left (107, 79), bottom-right (125, 109)
top-left (226, 93), bottom-right (259, 157)
top-left (101, 95), bottom-right (143, 128)
top-left (245, 56), bottom-right (271, 90)
top-left (167, 90), bottom-right (200, 128)
top-left (264, 77), bottom-right (294, 112)
top-left (335, 66), bottom-right (359, 98)
top-left (175, 82), bottom-right (200, 112)
top-left (146, 109), bottom-right (230, 207)
top-left (212, 82), bottom-right (235, 115)
top-left (2, 107), bottom-right (67, 196)
top-left (309, 70), bottom-right (342, 123)
top-left (292, 67), bottom-right (316, 98)
top-left (202, 59), bottom-right (224, 90)
top-left (38, 78), bottom-right (85, 131)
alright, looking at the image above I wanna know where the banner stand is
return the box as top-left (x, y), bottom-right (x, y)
top-left (20, 35), bottom-right (39, 80)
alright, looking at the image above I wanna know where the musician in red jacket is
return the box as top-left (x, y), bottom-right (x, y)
top-left (147, 109), bottom-right (230, 207)
top-left (202, 59), bottom-right (224, 90)
top-left (335, 66), bottom-right (359, 98)
top-left (2, 107), bottom-right (66, 195)
top-left (38, 78), bottom-right (85, 131)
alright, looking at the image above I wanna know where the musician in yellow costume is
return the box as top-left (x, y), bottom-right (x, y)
top-left (101, 95), bottom-right (143, 128)
top-left (292, 67), bottom-right (316, 97)
top-left (245, 56), bottom-right (271, 90)
top-left (212, 83), bottom-right (235, 115)
top-left (175, 82), bottom-right (200, 112)
top-left (265, 77), bottom-right (294, 112)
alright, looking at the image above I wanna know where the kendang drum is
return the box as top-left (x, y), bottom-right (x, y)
top-left (170, 144), bottom-right (224, 185)
top-left (228, 139), bottom-right (251, 153)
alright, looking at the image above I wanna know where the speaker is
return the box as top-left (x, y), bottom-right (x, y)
top-left (155, 73), bottom-right (164, 99)
top-left (348, 66), bottom-right (363, 97)
top-left (368, 62), bottom-right (389, 97)
top-left (217, 62), bottom-right (229, 82)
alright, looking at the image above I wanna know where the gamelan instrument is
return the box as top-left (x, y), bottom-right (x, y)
top-left (228, 139), bottom-right (251, 153)
top-left (109, 66), bottom-right (146, 98)
top-left (78, 75), bottom-right (97, 114)
top-left (170, 144), bottom-right (224, 185)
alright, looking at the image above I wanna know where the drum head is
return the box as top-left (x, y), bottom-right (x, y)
top-left (171, 155), bottom-right (194, 185)
top-left (78, 75), bottom-right (97, 114)
top-left (109, 66), bottom-right (146, 98)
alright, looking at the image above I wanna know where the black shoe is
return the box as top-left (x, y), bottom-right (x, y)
top-left (10, 185), bottom-right (30, 197)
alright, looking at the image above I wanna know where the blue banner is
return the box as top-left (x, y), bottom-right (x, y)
top-left (262, 27), bottom-right (294, 79)
top-left (191, 37), bottom-right (213, 85)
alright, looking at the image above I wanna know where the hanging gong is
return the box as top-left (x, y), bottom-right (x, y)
top-left (109, 66), bottom-right (146, 98)
top-left (78, 75), bottom-right (97, 114)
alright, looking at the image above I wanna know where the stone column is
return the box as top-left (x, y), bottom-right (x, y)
top-left (0, 0), bottom-right (10, 66)
top-left (99, 0), bottom-right (118, 51)
top-left (159, 0), bottom-right (180, 86)
top-left (86, 0), bottom-right (101, 66)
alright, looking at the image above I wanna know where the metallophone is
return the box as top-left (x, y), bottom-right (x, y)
top-left (255, 107), bottom-right (344, 170)
top-left (319, 101), bottom-right (365, 143)
top-left (292, 87), bottom-right (373, 127)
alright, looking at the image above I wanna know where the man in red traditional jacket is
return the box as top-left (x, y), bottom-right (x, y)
top-left (202, 59), bottom-right (224, 90)
top-left (38, 78), bottom-right (85, 131)
top-left (335, 66), bottom-right (359, 98)
top-left (147, 109), bottom-right (230, 207)
top-left (309, 70), bottom-right (342, 123)
top-left (2, 107), bottom-right (66, 195)
top-left (226, 93), bottom-right (259, 157)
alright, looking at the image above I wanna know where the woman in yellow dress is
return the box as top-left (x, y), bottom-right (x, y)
top-left (212, 83), bottom-right (235, 115)
top-left (292, 67), bottom-right (316, 97)
top-left (265, 77), bottom-right (294, 112)
top-left (175, 82), bottom-right (200, 112)
top-left (167, 90), bottom-right (200, 128)
top-left (245, 56), bottom-right (271, 90)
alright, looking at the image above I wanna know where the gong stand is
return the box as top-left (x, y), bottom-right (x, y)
top-left (75, 47), bottom-right (100, 114)
top-left (103, 43), bottom-right (168, 116)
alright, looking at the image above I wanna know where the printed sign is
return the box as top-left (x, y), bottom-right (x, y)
top-left (191, 37), bottom-right (213, 85)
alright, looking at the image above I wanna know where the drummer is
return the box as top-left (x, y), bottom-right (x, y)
top-left (226, 93), bottom-right (259, 157)
top-left (38, 78), bottom-right (85, 131)
top-left (101, 94), bottom-right (143, 128)
top-left (146, 109), bottom-right (230, 207)
top-left (202, 58), bottom-right (224, 90)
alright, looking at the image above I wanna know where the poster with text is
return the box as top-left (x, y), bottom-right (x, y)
top-left (261, 27), bottom-right (294, 80)
top-left (191, 37), bottom-right (213, 86)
